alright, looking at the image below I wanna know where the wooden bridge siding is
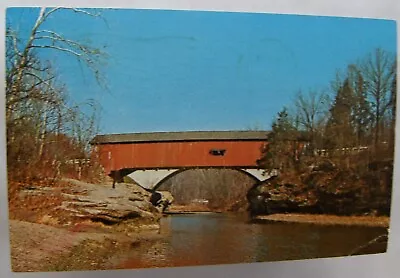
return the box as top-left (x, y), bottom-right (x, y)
top-left (97, 140), bottom-right (267, 174)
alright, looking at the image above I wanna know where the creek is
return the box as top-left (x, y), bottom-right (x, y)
top-left (117, 213), bottom-right (387, 269)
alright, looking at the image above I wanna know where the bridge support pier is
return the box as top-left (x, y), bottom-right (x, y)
top-left (110, 168), bottom-right (136, 189)
top-left (241, 168), bottom-right (278, 182)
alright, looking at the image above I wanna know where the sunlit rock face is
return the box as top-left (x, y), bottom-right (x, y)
top-left (246, 175), bottom-right (318, 217)
top-left (52, 179), bottom-right (162, 234)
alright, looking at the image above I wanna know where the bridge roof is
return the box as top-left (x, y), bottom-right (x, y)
top-left (91, 130), bottom-right (270, 144)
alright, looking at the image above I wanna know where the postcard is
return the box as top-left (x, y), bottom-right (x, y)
top-left (3, 4), bottom-right (397, 274)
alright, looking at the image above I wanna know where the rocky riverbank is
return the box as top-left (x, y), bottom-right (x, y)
top-left (247, 160), bottom-right (393, 217)
top-left (11, 179), bottom-right (163, 231)
top-left (8, 178), bottom-right (165, 272)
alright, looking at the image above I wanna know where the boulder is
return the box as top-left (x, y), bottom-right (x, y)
top-left (150, 191), bottom-right (174, 212)
top-left (247, 177), bottom-right (318, 216)
top-left (56, 179), bottom-right (162, 234)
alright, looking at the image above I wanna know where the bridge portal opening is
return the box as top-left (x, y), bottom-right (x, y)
top-left (156, 168), bottom-right (258, 212)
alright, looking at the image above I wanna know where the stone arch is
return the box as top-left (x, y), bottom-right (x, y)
top-left (150, 167), bottom-right (275, 191)
top-left (152, 168), bottom-right (193, 191)
top-left (127, 169), bottom-right (183, 190)
top-left (113, 167), bottom-right (276, 190)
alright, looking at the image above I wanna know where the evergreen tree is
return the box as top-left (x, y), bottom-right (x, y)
top-left (348, 65), bottom-right (373, 146)
top-left (325, 78), bottom-right (355, 152)
top-left (259, 108), bottom-right (298, 172)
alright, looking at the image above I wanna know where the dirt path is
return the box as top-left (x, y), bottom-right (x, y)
top-left (9, 220), bottom-right (115, 272)
top-left (9, 219), bottom-right (162, 272)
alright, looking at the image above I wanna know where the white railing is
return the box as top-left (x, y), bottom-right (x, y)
top-left (65, 158), bottom-right (91, 165)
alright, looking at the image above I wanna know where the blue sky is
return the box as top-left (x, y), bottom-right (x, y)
top-left (6, 8), bottom-right (397, 134)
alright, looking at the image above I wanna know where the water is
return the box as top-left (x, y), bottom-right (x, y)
top-left (117, 213), bottom-right (387, 269)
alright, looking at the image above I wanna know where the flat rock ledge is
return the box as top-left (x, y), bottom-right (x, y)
top-left (20, 179), bottom-right (163, 235)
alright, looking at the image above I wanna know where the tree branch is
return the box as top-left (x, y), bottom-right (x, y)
top-left (28, 44), bottom-right (83, 57)
top-left (70, 8), bottom-right (101, 17)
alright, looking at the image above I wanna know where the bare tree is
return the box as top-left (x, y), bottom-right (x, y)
top-left (6, 7), bottom-right (107, 181)
top-left (360, 48), bottom-right (395, 150)
top-left (388, 61), bottom-right (397, 153)
top-left (6, 7), bottom-right (106, 114)
top-left (294, 90), bottom-right (329, 154)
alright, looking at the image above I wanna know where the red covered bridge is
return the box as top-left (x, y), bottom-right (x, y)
top-left (90, 130), bottom-right (276, 189)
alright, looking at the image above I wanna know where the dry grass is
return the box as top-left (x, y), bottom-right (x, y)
top-left (7, 179), bottom-right (83, 227)
top-left (166, 204), bottom-right (218, 213)
top-left (255, 213), bottom-right (390, 228)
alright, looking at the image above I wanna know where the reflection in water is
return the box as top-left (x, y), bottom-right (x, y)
top-left (118, 213), bottom-right (387, 269)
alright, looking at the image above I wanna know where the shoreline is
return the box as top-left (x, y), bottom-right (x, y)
top-left (9, 212), bottom-right (390, 272)
top-left (253, 213), bottom-right (390, 228)
top-left (164, 210), bottom-right (221, 215)
top-left (165, 204), bottom-right (219, 214)
top-left (165, 206), bottom-right (390, 229)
